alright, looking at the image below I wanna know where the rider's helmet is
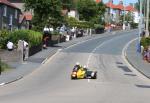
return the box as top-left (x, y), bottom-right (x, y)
top-left (83, 65), bottom-right (87, 69)
top-left (76, 62), bottom-right (80, 66)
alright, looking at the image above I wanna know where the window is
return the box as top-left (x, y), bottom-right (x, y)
top-left (3, 6), bottom-right (7, 16)
top-left (15, 10), bottom-right (18, 19)
top-left (9, 15), bottom-right (13, 26)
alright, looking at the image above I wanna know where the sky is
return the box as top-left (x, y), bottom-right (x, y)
top-left (103, 0), bottom-right (138, 5)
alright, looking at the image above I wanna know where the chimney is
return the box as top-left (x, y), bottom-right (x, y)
top-left (109, 0), bottom-right (113, 3)
top-left (119, 0), bottom-right (123, 5)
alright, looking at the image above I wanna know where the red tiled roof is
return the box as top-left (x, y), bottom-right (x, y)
top-left (125, 5), bottom-right (135, 11)
top-left (106, 2), bottom-right (117, 9)
top-left (96, 0), bottom-right (101, 3)
top-left (24, 12), bottom-right (32, 21)
top-left (115, 4), bottom-right (124, 10)
top-left (0, 0), bottom-right (19, 9)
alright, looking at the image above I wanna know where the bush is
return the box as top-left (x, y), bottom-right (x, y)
top-left (130, 22), bottom-right (138, 29)
top-left (140, 37), bottom-right (150, 48)
top-left (8, 30), bottom-right (42, 47)
top-left (0, 58), bottom-right (10, 72)
top-left (0, 29), bottom-right (10, 49)
top-left (66, 17), bottom-right (93, 28)
top-left (94, 24), bottom-right (104, 34)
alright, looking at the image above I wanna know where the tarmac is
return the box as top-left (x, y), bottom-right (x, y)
top-left (0, 30), bottom-right (150, 86)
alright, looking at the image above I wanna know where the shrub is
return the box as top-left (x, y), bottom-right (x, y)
top-left (140, 37), bottom-right (150, 48)
top-left (0, 29), bottom-right (10, 49)
top-left (130, 22), bottom-right (138, 29)
top-left (66, 17), bottom-right (93, 28)
top-left (8, 30), bottom-right (42, 47)
top-left (0, 58), bottom-right (10, 72)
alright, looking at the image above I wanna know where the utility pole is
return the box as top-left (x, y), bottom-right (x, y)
top-left (146, 0), bottom-right (149, 37)
top-left (139, 0), bottom-right (143, 37)
top-left (137, 0), bottom-right (143, 53)
top-left (123, 0), bottom-right (126, 30)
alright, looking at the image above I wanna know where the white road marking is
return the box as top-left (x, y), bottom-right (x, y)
top-left (86, 34), bottom-right (119, 67)
top-left (0, 83), bottom-right (5, 86)
top-left (43, 49), bottom-right (61, 65)
top-left (88, 79), bottom-right (90, 83)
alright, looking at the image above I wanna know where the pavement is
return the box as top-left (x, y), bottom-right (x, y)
top-left (0, 30), bottom-right (150, 86)
top-left (126, 39), bottom-right (150, 79)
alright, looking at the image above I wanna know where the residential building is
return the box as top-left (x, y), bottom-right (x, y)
top-left (103, 0), bottom-right (138, 24)
top-left (68, 9), bottom-right (79, 20)
top-left (7, 0), bottom-right (24, 11)
top-left (0, 0), bottom-right (21, 30)
top-left (7, 0), bottom-right (32, 29)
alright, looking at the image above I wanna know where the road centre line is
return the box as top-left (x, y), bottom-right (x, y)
top-left (86, 33), bottom-right (123, 67)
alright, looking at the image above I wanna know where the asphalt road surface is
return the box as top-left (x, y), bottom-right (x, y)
top-left (0, 30), bottom-right (150, 103)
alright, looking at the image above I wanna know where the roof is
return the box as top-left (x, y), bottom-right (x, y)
top-left (115, 4), bottom-right (124, 10)
top-left (106, 2), bottom-right (117, 9)
top-left (105, 2), bottom-right (136, 11)
top-left (125, 5), bottom-right (135, 11)
top-left (96, 0), bottom-right (101, 3)
top-left (0, 0), bottom-right (19, 9)
top-left (23, 12), bottom-right (32, 21)
top-left (19, 12), bottom-right (32, 23)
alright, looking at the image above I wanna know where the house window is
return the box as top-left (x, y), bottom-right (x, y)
top-left (15, 10), bottom-right (18, 19)
top-left (3, 6), bottom-right (7, 16)
top-left (9, 15), bottom-right (13, 25)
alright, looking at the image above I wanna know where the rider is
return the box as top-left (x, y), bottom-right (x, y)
top-left (73, 62), bottom-right (81, 71)
top-left (76, 65), bottom-right (87, 78)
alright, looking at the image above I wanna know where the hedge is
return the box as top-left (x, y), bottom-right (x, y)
top-left (8, 30), bottom-right (42, 48)
top-left (140, 37), bottom-right (150, 48)
top-left (0, 29), bottom-right (10, 49)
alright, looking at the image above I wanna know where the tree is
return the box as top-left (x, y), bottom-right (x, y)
top-left (24, 0), bottom-right (63, 31)
top-left (76, 0), bottom-right (105, 26)
top-left (77, 0), bottom-right (98, 21)
top-left (61, 0), bottom-right (74, 10)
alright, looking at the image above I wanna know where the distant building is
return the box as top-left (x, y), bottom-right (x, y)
top-left (96, 0), bottom-right (139, 24)
top-left (0, 0), bottom-right (21, 30)
top-left (68, 9), bottom-right (79, 20)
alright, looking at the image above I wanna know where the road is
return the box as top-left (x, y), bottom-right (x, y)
top-left (0, 30), bottom-right (150, 103)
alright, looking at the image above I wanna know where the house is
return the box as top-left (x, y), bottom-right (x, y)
top-left (0, 0), bottom-right (21, 30)
top-left (7, 0), bottom-right (24, 12)
top-left (8, 0), bottom-right (32, 29)
top-left (19, 12), bottom-right (32, 29)
top-left (68, 9), bottom-right (79, 20)
top-left (103, 0), bottom-right (138, 24)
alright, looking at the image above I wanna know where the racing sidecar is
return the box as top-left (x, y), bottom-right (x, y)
top-left (71, 66), bottom-right (97, 79)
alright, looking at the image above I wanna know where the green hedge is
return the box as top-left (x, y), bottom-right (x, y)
top-left (8, 30), bottom-right (42, 47)
top-left (0, 58), bottom-right (10, 72)
top-left (66, 17), bottom-right (93, 28)
top-left (140, 37), bottom-right (150, 48)
top-left (0, 29), bottom-right (10, 49)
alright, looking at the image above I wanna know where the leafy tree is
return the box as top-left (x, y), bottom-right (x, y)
top-left (77, 0), bottom-right (98, 21)
top-left (61, 0), bottom-right (74, 10)
top-left (76, 0), bottom-right (105, 26)
top-left (24, 0), bottom-right (63, 31)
